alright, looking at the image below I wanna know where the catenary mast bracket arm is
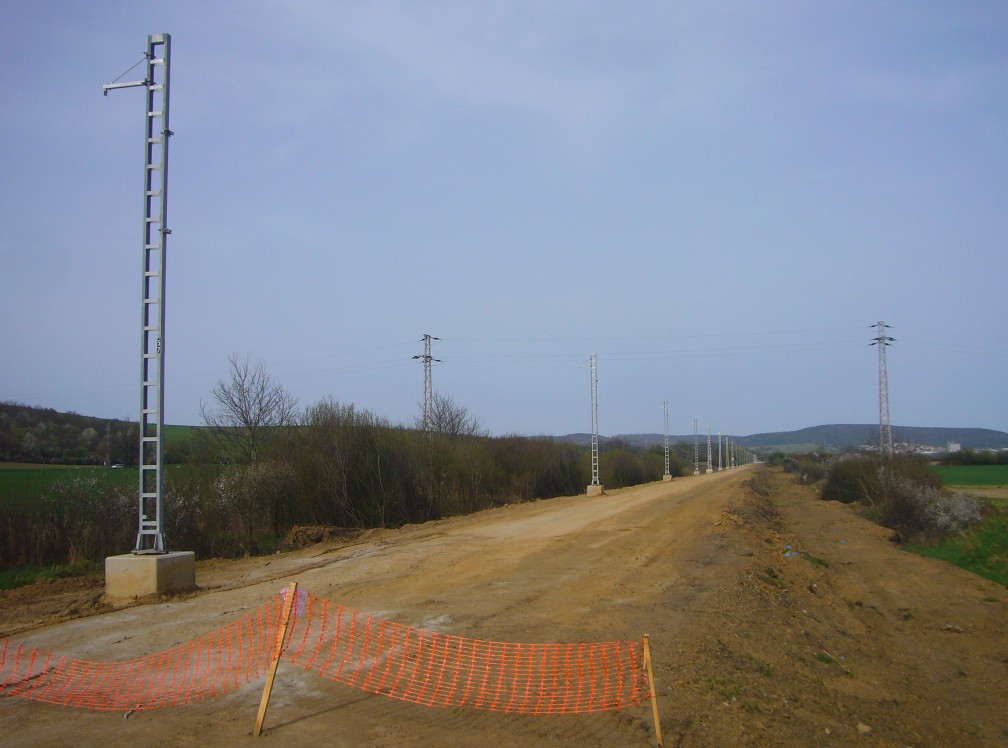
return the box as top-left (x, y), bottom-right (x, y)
top-left (102, 80), bottom-right (149, 96)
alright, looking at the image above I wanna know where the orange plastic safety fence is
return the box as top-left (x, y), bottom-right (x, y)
top-left (284, 590), bottom-right (649, 714)
top-left (0, 595), bottom-right (288, 710)
top-left (1, 589), bottom-right (649, 715)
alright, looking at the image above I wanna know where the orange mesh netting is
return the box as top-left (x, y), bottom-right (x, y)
top-left (1, 588), bottom-right (650, 715)
top-left (286, 589), bottom-right (648, 714)
top-left (0, 594), bottom-right (288, 710)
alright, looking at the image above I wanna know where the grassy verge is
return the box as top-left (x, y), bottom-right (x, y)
top-left (0, 560), bottom-right (103, 590)
top-left (905, 504), bottom-right (1008, 587)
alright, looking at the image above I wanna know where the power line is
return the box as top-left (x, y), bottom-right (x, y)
top-left (442, 325), bottom-right (859, 344)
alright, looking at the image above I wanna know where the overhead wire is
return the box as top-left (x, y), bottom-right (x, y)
top-left (442, 325), bottom-right (859, 345)
top-left (13, 326), bottom-right (1001, 419)
top-left (106, 55), bottom-right (149, 86)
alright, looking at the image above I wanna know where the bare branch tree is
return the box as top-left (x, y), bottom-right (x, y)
top-left (423, 392), bottom-right (486, 439)
top-left (200, 354), bottom-right (299, 464)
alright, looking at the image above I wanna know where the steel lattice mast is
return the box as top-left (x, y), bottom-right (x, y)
top-left (692, 419), bottom-right (699, 475)
top-left (705, 425), bottom-right (713, 473)
top-left (104, 34), bottom-right (172, 553)
top-left (718, 432), bottom-right (722, 471)
top-left (412, 334), bottom-right (440, 435)
top-left (870, 321), bottom-right (895, 457)
top-left (589, 354), bottom-right (600, 486)
top-left (663, 400), bottom-right (670, 478)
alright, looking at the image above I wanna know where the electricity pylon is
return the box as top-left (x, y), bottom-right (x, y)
top-left (870, 321), bottom-right (895, 457)
top-left (412, 334), bottom-right (440, 435)
top-left (706, 425), bottom-right (713, 473)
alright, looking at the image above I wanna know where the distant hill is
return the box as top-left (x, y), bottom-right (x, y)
top-left (557, 433), bottom-right (697, 448)
top-left (5, 400), bottom-right (1007, 462)
top-left (558, 424), bottom-right (1008, 452)
top-left (0, 401), bottom-right (197, 464)
top-left (739, 424), bottom-right (1008, 451)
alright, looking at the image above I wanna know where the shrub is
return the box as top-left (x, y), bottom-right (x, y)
top-left (871, 476), bottom-right (983, 536)
top-left (780, 454), bottom-right (829, 485)
top-left (798, 462), bottom-right (828, 484)
top-left (889, 454), bottom-right (942, 491)
top-left (0, 474), bottom-right (133, 567)
top-left (821, 454), bottom-right (983, 538)
top-left (821, 455), bottom-right (881, 504)
top-left (918, 487), bottom-right (984, 535)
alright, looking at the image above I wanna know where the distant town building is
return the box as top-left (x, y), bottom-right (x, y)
top-left (947, 442), bottom-right (961, 453)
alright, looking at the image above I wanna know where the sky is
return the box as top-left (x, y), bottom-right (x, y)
top-left (1, 1), bottom-right (1006, 439)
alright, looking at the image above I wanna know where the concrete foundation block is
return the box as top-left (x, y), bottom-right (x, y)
top-left (662, 474), bottom-right (673, 482)
top-left (586, 483), bottom-right (605, 496)
top-left (105, 551), bottom-right (196, 599)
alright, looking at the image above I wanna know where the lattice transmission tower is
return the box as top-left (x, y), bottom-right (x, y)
top-left (412, 334), bottom-right (440, 434)
top-left (870, 321), bottom-right (895, 457)
top-left (103, 34), bottom-right (172, 554)
top-left (706, 425), bottom-right (713, 473)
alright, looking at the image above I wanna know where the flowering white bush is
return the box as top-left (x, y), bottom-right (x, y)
top-left (882, 475), bottom-right (984, 536)
top-left (918, 485), bottom-right (984, 535)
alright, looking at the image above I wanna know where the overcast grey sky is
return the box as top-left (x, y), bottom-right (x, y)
top-left (1, 1), bottom-right (1006, 437)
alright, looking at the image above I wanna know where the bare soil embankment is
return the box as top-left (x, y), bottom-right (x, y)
top-left (2, 467), bottom-right (1006, 746)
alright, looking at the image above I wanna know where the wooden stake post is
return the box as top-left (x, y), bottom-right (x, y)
top-left (254, 581), bottom-right (298, 737)
top-left (642, 634), bottom-right (663, 748)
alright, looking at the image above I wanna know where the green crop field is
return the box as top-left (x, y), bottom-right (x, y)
top-left (164, 424), bottom-right (200, 440)
top-left (931, 465), bottom-right (1008, 486)
top-left (0, 464), bottom-right (137, 505)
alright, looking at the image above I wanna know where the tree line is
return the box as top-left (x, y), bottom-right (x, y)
top-left (0, 357), bottom-right (690, 568)
top-left (0, 402), bottom-right (136, 465)
top-left (0, 402), bottom-right (196, 465)
top-left (939, 448), bottom-right (1008, 466)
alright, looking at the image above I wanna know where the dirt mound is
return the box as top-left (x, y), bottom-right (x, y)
top-left (279, 525), bottom-right (362, 550)
top-left (0, 574), bottom-right (109, 637)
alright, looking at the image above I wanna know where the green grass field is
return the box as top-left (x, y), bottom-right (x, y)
top-left (906, 507), bottom-right (1008, 587)
top-left (0, 464), bottom-right (137, 505)
top-left (930, 464), bottom-right (1008, 487)
top-left (163, 424), bottom-right (199, 439)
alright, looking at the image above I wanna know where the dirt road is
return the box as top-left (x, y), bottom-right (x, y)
top-left (2, 467), bottom-right (1007, 746)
